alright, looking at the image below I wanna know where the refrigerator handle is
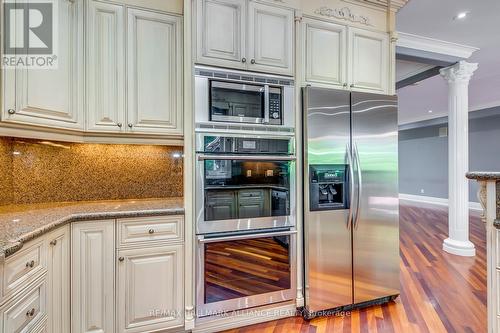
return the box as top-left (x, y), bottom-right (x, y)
top-left (346, 144), bottom-right (355, 230)
top-left (353, 143), bottom-right (363, 229)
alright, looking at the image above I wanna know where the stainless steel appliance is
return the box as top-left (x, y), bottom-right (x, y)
top-left (196, 228), bottom-right (296, 316)
top-left (195, 66), bottom-right (294, 131)
top-left (195, 133), bottom-right (296, 235)
top-left (303, 87), bottom-right (399, 318)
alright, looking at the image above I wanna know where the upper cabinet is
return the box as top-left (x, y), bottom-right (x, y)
top-left (196, 0), bottom-right (294, 76)
top-left (87, 1), bottom-right (183, 136)
top-left (1, 0), bottom-right (84, 130)
top-left (302, 18), bottom-right (390, 94)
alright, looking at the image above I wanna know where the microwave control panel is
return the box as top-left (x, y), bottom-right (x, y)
top-left (269, 92), bottom-right (282, 125)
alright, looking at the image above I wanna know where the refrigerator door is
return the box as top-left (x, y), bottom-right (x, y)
top-left (303, 87), bottom-right (353, 313)
top-left (351, 92), bottom-right (399, 304)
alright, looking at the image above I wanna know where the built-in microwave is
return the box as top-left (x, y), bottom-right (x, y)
top-left (195, 66), bottom-right (295, 130)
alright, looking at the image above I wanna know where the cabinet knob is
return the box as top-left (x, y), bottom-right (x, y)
top-left (117, 122), bottom-right (123, 128)
top-left (118, 257), bottom-right (124, 262)
top-left (7, 109), bottom-right (15, 115)
top-left (128, 123), bottom-right (133, 128)
top-left (343, 83), bottom-right (348, 88)
top-left (50, 239), bottom-right (57, 246)
top-left (26, 308), bottom-right (35, 317)
top-left (25, 260), bottom-right (35, 268)
top-left (250, 59), bottom-right (256, 64)
top-left (241, 57), bottom-right (247, 63)
top-left (350, 84), bottom-right (354, 88)
top-left (148, 229), bottom-right (155, 234)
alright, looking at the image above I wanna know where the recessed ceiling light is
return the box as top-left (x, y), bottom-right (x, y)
top-left (428, 110), bottom-right (433, 113)
top-left (455, 11), bottom-right (468, 20)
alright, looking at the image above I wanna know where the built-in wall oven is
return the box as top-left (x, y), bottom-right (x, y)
top-left (195, 133), bottom-right (296, 235)
top-left (195, 66), bottom-right (294, 130)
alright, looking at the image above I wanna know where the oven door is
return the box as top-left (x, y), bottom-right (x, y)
top-left (196, 154), bottom-right (296, 234)
top-left (196, 229), bottom-right (297, 317)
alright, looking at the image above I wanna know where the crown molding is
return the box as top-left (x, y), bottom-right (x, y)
top-left (397, 32), bottom-right (479, 59)
top-left (342, 0), bottom-right (409, 12)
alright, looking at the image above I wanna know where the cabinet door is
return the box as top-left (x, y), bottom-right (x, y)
top-left (2, 0), bottom-right (84, 130)
top-left (71, 220), bottom-right (115, 333)
top-left (196, 0), bottom-right (246, 69)
top-left (126, 9), bottom-right (183, 135)
top-left (348, 28), bottom-right (389, 93)
top-left (205, 191), bottom-right (237, 221)
top-left (86, 0), bottom-right (126, 133)
top-left (303, 18), bottom-right (346, 87)
top-left (46, 225), bottom-right (70, 333)
top-left (247, 2), bottom-right (294, 75)
top-left (238, 189), bottom-right (268, 218)
top-left (117, 245), bottom-right (184, 333)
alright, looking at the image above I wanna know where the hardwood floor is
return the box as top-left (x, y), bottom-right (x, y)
top-left (223, 202), bottom-right (487, 333)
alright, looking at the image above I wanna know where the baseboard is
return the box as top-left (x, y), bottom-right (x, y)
top-left (399, 193), bottom-right (482, 211)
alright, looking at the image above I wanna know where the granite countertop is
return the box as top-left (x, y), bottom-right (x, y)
top-left (466, 172), bottom-right (500, 180)
top-left (0, 197), bottom-right (184, 259)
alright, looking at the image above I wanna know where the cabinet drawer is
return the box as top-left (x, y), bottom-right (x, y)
top-left (2, 239), bottom-right (46, 299)
top-left (118, 215), bottom-right (184, 247)
top-left (1, 276), bottom-right (47, 333)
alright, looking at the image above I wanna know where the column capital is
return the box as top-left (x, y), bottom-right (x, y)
top-left (440, 60), bottom-right (478, 83)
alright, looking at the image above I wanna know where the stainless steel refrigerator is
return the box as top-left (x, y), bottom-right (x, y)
top-left (302, 87), bottom-right (399, 317)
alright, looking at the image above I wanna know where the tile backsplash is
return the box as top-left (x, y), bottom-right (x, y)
top-left (0, 137), bottom-right (183, 205)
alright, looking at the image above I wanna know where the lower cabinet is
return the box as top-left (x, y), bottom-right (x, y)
top-left (117, 245), bottom-right (184, 332)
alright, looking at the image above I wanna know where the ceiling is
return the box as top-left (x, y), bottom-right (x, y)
top-left (396, 0), bottom-right (500, 124)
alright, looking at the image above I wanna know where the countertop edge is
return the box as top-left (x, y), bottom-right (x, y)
top-left (1, 207), bottom-right (185, 259)
top-left (466, 172), bottom-right (500, 180)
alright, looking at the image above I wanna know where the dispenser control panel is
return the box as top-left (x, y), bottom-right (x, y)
top-left (309, 164), bottom-right (349, 211)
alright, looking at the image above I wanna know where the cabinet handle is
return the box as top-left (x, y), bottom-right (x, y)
top-left (350, 84), bottom-right (354, 88)
top-left (241, 57), bottom-right (247, 63)
top-left (118, 257), bottom-right (124, 262)
top-left (50, 239), bottom-right (57, 246)
top-left (117, 122), bottom-right (123, 128)
top-left (26, 308), bottom-right (35, 317)
top-left (250, 59), bottom-right (256, 64)
top-left (7, 109), bottom-right (15, 115)
top-left (25, 260), bottom-right (35, 268)
top-left (148, 229), bottom-right (155, 234)
top-left (128, 123), bottom-right (133, 128)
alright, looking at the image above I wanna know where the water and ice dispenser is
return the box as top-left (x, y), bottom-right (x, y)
top-left (309, 164), bottom-right (349, 211)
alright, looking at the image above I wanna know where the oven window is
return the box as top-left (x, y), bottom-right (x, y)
top-left (204, 235), bottom-right (291, 304)
top-left (210, 81), bottom-right (265, 120)
top-left (204, 160), bottom-right (291, 221)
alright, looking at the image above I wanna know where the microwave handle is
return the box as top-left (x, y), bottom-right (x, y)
top-left (197, 154), bottom-right (296, 161)
top-left (263, 84), bottom-right (270, 124)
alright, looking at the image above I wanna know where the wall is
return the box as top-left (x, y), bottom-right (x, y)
top-left (399, 107), bottom-right (500, 202)
top-left (0, 137), bottom-right (183, 205)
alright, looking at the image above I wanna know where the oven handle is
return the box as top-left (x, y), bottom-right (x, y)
top-left (197, 154), bottom-right (296, 161)
top-left (263, 84), bottom-right (270, 124)
top-left (198, 230), bottom-right (297, 243)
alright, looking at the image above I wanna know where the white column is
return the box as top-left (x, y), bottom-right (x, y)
top-left (440, 61), bottom-right (478, 256)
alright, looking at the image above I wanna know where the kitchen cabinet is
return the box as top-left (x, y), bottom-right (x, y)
top-left (348, 27), bottom-right (389, 93)
top-left (303, 18), bottom-right (346, 88)
top-left (116, 244), bottom-right (184, 333)
top-left (45, 226), bottom-right (70, 333)
top-left (302, 19), bottom-right (389, 94)
top-left (205, 191), bottom-right (238, 221)
top-left (196, 0), bottom-right (294, 75)
top-left (87, 1), bottom-right (183, 136)
top-left (1, 0), bottom-right (84, 130)
top-left (71, 220), bottom-right (115, 333)
top-left (238, 189), bottom-right (269, 218)
top-left (126, 9), bottom-right (183, 135)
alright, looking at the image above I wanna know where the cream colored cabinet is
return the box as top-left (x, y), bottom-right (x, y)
top-left (126, 9), bottom-right (183, 135)
top-left (196, 0), bottom-right (246, 69)
top-left (348, 27), bottom-right (389, 93)
top-left (1, 0), bottom-right (84, 130)
top-left (45, 226), bottom-right (70, 333)
top-left (196, 0), bottom-right (294, 75)
top-left (71, 220), bottom-right (116, 333)
top-left (87, 1), bottom-right (183, 136)
top-left (117, 244), bottom-right (184, 333)
top-left (303, 18), bottom-right (346, 87)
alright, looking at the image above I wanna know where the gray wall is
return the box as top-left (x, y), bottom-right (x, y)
top-left (399, 107), bottom-right (500, 202)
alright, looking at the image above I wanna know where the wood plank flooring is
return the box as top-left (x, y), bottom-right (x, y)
top-left (223, 202), bottom-right (487, 333)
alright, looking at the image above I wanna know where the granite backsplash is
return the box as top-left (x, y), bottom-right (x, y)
top-left (0, 137), bottom-right (183, 205)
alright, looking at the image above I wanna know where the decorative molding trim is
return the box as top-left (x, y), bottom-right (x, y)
top-left (314, 6), bottom-right (372, 26)
top-left (477, 181), bottom-right (487, 222)
top-left (397, 32), bottom-right (479, 59)
top-left (440, 60), bottom-right (478, 83)
top-left (342, 0), bottom-right (409, 12)
top-left (399, 193), bottom-right (482, 211)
